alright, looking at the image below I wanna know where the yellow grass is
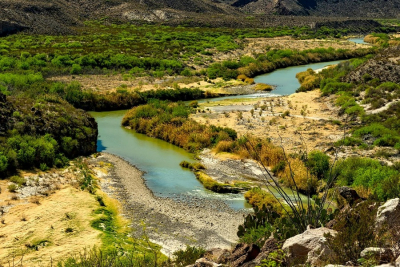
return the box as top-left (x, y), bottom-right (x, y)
top-left (0, 183), bottom-right (102, 266)
top-left (254, 83), bottom-right (273, 91)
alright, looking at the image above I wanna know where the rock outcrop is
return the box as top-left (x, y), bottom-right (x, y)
top-left (360, 247), bottom-right (395, 264)
top-left (282, 227), bottom-right (337, 266)
top-left (345, 47), bottom-right (400, 85)
top-left (0, 20), bottom-right (27, 36)
top-left (376, 198), bottom-right (400, 229)
top-left (338, 186), bottom-right (361, 205)
top-left (228, 243), bottom-right (261, 267)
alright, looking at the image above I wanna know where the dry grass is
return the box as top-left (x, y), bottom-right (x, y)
top-left (254, 83), bottom-right (273, 91)
top-left (191, 90), bottom-right (342, 154)
top-left (279, 158), bottom-right (318, 192)
top-left (0, 176), bottom-right (103, 266)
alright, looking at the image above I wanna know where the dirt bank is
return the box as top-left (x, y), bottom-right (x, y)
top-left (91, 153), bottom-right (246, 256)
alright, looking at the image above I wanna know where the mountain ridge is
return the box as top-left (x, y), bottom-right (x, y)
top-left (0, 0), bottom-right (398, 35)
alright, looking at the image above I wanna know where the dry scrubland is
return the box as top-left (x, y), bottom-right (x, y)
top-left (0, 166), bottom-right (103, 266)
top-left (0, 154), bottom-right (245, 265)
top-left (48, 37), bottom-right (371, 94)
top-left (192, 90), bottom-right (343, 153)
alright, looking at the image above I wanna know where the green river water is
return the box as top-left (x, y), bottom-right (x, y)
top-left (90, 59), bottom-right (346, 210)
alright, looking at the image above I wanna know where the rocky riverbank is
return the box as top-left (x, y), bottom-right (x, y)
top-left (90, 152), bottom-right (247, 256)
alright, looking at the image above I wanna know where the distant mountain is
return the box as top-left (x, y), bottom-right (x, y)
top-left (0, 0), bottom-right (398, 35)
top-left (235, 0), bottom-right (400, 18)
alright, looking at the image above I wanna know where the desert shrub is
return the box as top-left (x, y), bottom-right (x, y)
top-left (0, 152), bottom-right (8, 175)
top-left (306, 150), bottom-right (330, 179)
top-left (215, 140), bottom-right (236, 153)
top-left (179, 161), bottom-right (204, 171)
top-left (353, 123), bottom-right (400, 147)
top-left (70, 64), bottom-right (82, 75)
top-left (255, 83), bottom-right (273, 91)
top-left (334, 136), bottom-right (363, 147)
top-left (8, 183), bottom-right (18, 192)
top-left (173, 246), bottom-right (205, 266)
top-left (325, 201), bottom-right (387, 265)
top-left (280, 157), bottom-right (318, 194)
top-left (321, 81), bottom-right (353, 96)
top-left (10, 175), bottom-right (26, 186)
top-left (244, 187), bottom-right (282, 212)
top-left (259, 249), bottom-right (287, 267)
top-left (333, 157), bottom-right (400, 200)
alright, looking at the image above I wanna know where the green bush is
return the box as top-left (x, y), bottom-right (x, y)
top-left (306, 151), bottom-right (330, 179)
top-left (10, 175), bottom-right (26, 186)
top-left (0, 152), bottom-right (8, 174)
top-left (321, 82), bottom-right (353, 95)
top-left (172, 246), bottom-right (206, 266)
top-left (334, 157), bottom-right (400, 200)
top-left (325, 201), bottom-right (386, 264)
top-left (70, 64), bottom-right (82, 75)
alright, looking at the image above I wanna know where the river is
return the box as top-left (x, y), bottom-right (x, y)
top-left (348, 37), bottom-right (368, 44)
top-left (90, 59), bottom-right (345, 210)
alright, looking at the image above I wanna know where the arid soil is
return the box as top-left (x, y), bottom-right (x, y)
top-left (90, 153), bottom-right (246, 256)
top-left (0, 167), bottom-right (102, 266)
top-left (192, 90), bottom-right (343, 153)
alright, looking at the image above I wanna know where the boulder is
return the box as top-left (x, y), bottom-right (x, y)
top-left (396, 255), bottom-right (400, 266)
top-left (203, 248), bottom-right (230, 264)
top-left (282, 227), bottom-right (337, 266)
top-left (228, 243), bottom-right (260, 267)
top-left (376, 198), bottom-right (400, 229)
top-left (360, 247), bottom-right (394, 264)
top-left (338, 186), bottom-right (361, 205)
top-left (191, 258), bottom-right (221, 267)
top-left (242, 238), bottom-right (279, 267)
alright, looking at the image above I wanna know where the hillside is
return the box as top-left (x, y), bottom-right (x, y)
top-left (1, 0), bottom-right (399, 35)
top-left (235, 0), bottom-right (400, 18)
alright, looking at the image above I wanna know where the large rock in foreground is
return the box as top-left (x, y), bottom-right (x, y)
top-left (282, 227), bottom-right (337, 266)
top-left (376, 198), bottom-right (400, 229)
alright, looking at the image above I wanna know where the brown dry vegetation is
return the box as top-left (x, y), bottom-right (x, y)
top-left (48, 75), bottom-right (246, 95)
top-left (0, 167), bottom-right (105, 266)
top-left (192, 90), bottom-right (342, 153)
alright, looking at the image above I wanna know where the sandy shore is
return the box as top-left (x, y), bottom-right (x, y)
top-left (90, 152), bottom-right (246, 256)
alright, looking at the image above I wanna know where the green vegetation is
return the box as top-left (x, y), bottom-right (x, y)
top-left (0, 21), bottom-right (376, 113)
top-left (244, 187), bottom-right (282, 211)
top-left (364, 33), bottom-right (400, 46)
top-left (0, 95), bottom-right (97, 177)
top-left (172, 246), bottom-right (206, 266)
top-left (179, 160), bottom-right (205, 171)
top-left (59, 195), bottom-right (167, 267)
top-left (195, 172), bottom-right (243, 193)
top-left (122, 100), bottom-right (237, 152)
top-left (333, 157), bottom-right (400, 201)
top-left (237, 47), bottom-right (373, 78)
top-left (325, 201), bottom-right (387, 265)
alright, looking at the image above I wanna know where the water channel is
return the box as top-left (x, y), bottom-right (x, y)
top-left (90, 59), bottom-right (346, 210)
top-left (347, 37), bottom-right (368, 45)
